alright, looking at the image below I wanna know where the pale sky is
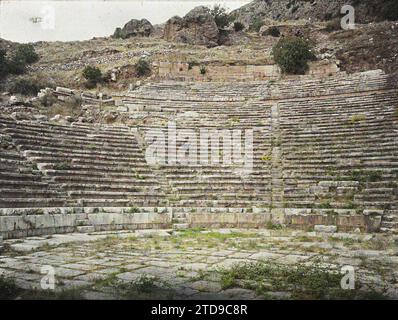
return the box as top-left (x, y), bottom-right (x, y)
top-left (0, 0), bottom-right (250, 42)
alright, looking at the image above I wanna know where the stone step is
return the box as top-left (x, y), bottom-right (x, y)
top-left (75, 219), bottom-right (91, 226)
top-left (173, 223), bottom-right (189, 230)
top-left (76, 225), bottom-right (95, 233)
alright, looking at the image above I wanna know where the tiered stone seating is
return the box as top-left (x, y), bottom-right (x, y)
top-left (120, 70), bottom-right (393, 101)
top-left (140, 124), bottom-right (272, 210)
top-left (279, 90), bottom-right (398, 232)
top-left (0, 118), bottom-right (167, 208)
top-left (0, 69), bottom-right (397, 237)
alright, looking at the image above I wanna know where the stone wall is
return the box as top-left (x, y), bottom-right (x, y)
top-left (155, 60), bottom-right (339, 81)
top-left (0, 207), bottom-right (172, 239)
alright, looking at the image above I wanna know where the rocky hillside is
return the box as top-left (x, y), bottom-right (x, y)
top-left (231, 0), bottom-right (398, 26)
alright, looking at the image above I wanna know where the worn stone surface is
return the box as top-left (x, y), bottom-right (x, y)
top-left (1, 228), bottom-right (397, 300)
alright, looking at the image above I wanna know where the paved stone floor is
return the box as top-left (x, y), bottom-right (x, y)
top-left (0, 228), bottom-right (398, 300)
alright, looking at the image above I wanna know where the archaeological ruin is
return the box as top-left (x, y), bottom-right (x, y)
top-left (0, 0), bottom-right (397, 301)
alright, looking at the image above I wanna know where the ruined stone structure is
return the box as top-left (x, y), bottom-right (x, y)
top-left (0, 70), bottom-right (397, 239)
top-left (155, 60), bottom-right (339, 81)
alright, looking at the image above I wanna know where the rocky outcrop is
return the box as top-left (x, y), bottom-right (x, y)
top-left (164, 6), bottom-right (219, 48)
top-left (113, 19), bottom-right (154, 38)
top-left (230, 0), bottom-right (397, 27)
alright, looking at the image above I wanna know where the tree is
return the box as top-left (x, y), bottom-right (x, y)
top-left (14, 44), bottom-right (39, 64)
top-left (233, 22), bottom-right (245, 32)
top-left (82, 66), bottom-right (102, 88)
top-left (135, 58), bottom-right (151, 77)
top-left (267, 26), bottom-right (281, 37)
top-left (272, 37), bottom-right (316, 74)
top-left (210, 4), bottom-right (229, 29)
top-left (0, 49), bottom-right (7, 79)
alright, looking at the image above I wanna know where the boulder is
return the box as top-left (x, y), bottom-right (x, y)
top-left (164, 6), bottom-right (219, 47)
top-left (114, 19), bottom-right (154, 38)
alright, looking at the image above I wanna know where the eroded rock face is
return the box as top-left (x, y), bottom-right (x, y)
top-left (114, 18), bottom-right (154, 38)
top-left (164, 6), bottom-right (219, 47)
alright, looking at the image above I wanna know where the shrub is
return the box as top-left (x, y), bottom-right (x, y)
top-left (210, 4), bottom-right (229, 29)
top-left (10, 77), bottom-right (41, 95)
top-left (135, 58), bottom-right (151, 77)
top-left (250, 18), bottom-right (264, 32)
top-left (233, 21), bottom-right (245, 32)
top-left (380, 0), bottom-right (398, 21)
top-left (6, 54), bottom-right (27, 75)
top-left (200, 65), bottom-right (207, 75)
top-left (267, 26), bottom-right (280, 37)
top-left (272, 37), bottom-right (316, 74)
top-left (325, 18), bottom-right (341, 32)
top-left (40, 93), bottom-right (58, 107)
top-left (14, 44), bottom-right (39, 64)
top-left (82, 66), bottom-right (102, 87)
top-left (113, 27), bottom-right (125, 39)
top-left (0, 49), bottom-right (7, 79)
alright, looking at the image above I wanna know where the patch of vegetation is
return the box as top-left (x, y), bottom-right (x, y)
top-left (217, 260), bottom-right (387, 299)
top-left (318, 201), bottom-right (332, 209)
top-left (266, 221), bottom-right (283, 230)
top-left (349, 114), bottom-right (367, 124)
top-left (267, 26), bottom-right (281, 37)
top-left (200, 65), bottom-right (207, 75)
top-left (250, 18), bottom-right (264, 32)
top-left (272, 37), bottom-right (316, 75)
top-left (82, 65), bottom-right (102, 88)
top-left (233, 21), bottom-right (245, 32)
top-left (39, 93), bottom-right (58, 107)
top-left (210, 4), bottom-right (230, 29)
top-left (135, 58), bottom-right (151, 77)
top-left (0, 49), bottom-right (7, 80)
top-left (127, 206), bottom-right (140, 214)
top-left (0, 276), bottom-right (22, 299)
top-left (260, 154), bottom-right (271, 162)
top-left (0, 275), bottom-right (85, 300)
top-left (348, 170), bottom-right (383, 183)
top-left (1, 44), bottom-right (39, 77)
top-left (325, 18), bottom-right (341, 32)
top-left (380, 0), bottom-right (398, 21)
top-left (113, 27), bottom-right (125, 39)
top-left (54, 161), bottom-right (71, 170)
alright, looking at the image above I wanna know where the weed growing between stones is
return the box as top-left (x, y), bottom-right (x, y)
top-left (217, 260), bottom-right (389, 300)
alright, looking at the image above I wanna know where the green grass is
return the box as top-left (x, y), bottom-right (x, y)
top-left (217, 260), bottom-right (388, 300)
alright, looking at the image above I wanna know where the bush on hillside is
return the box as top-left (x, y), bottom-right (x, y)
top-left (10, 77), bottom-right (42, 95)
top-left (14, 44), bottom-right (39, 64)
top-left (267, 26), bottom-right (281, 37)
top-left (135, 58), bottom-right (151, 77)
top-left (380, 1), bottom-right (398, 21)
top-left (82, 66), bottom-right (102, 88)
top-left (233, 21), bottom-right (245, 32)
top-left (325, 18), bottom-right (341, 32)
top-left (0, 49), bottom-right (7, 79)
top-left (250, 18), bottom-right (264, 32)
top-left (210, 4), bottom-right (230, 29)
top-left (272, 37), bottom-right (316, 75)
top-left (0, 44), bottom-right (39, 78)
